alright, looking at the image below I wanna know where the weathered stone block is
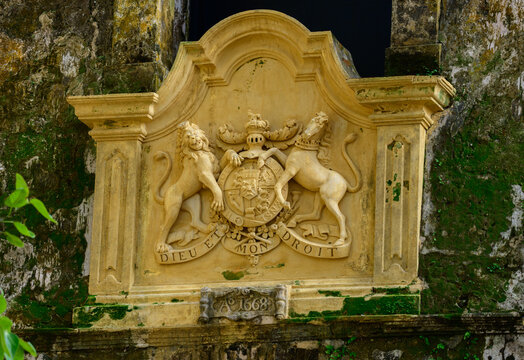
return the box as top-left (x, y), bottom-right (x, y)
top-left (385, 44), bottom-right (442, 76)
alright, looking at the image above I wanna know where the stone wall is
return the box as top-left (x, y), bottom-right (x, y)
top-left (421, 0), bottom-right (523, 315)
top-left (18, 315), bottom-right (524, 359)
top-left (386, 0), bottom-right (523, 316)
top-left (0, 0), bottom-right (522, 358)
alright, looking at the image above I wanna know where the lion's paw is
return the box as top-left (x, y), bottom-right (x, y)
top-left (332, 238), bottom-right (345, 247)
top-left (228, 152), bottom-right (243, 167)
top-left (212, 199), bottom-right (224, 212)
top-left (206, 222), bottom-right (216, 233)
top-left (156, 243), bottom-right (171, 253)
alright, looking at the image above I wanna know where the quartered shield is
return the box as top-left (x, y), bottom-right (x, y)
top-left (218, 158), bottom-right (288, 227)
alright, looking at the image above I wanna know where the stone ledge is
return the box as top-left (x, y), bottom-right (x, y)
top-left (19, 313), bottom-right (523, 352)
top-left (70, 293), bottom-right (422, 329)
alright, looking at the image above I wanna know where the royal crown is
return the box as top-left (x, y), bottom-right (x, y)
top-left (245, 110), bottom-right (269, 134)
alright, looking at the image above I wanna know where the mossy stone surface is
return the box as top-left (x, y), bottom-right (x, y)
top-left (419, 0), bottom-right (524, 315)
top-left (0, 0), bottom-right (188, 328)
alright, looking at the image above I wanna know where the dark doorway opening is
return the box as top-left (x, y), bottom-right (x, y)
top-left (188, 0), bottom-right (392, 77)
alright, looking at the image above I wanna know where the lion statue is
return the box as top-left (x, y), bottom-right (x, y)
top-left (154, 122), bottom-right (224, 253)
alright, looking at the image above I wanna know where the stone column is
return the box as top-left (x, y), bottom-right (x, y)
top-left (67, 93), bottom-right (158, 294)
top-left (110, 0), bottom-right (189, 91)
top-left (386, 0), bottom-right (441, 75)
top-left (349, 76), bottom-right (455, 285)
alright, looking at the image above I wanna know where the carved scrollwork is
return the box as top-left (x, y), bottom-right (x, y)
top-left (217, 123), bottom-right (247, 152)
top-left (217, 110), bottom-right (302, 152)
top-left (263, 119), bottom-right (302, 150)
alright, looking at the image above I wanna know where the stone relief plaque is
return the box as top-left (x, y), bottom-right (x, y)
top-left (68, 10), bottom-right (454, 327)
top-left (199, 285), bottom-right (287, 323)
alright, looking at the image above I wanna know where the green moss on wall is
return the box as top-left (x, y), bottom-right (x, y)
top-left (73, 305), bottom-right (132, 328)
top-left (290, 294), bottom-right (420, 321)
top-left (421, 92), bottom-right (523, 313)
top-left (318, 290), bottom-right (343, 297)
top-left (12, 280), bottom-right (89, 328)
top-left (372, 286), bottom-right (416, 295)
top-left (222, 270), bottom-right (246, 281)
top-left (417, 0), bottom-right (524, 315)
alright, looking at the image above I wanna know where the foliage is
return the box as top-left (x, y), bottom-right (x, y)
top-left (1, 174), bottom-right (56, 246)
top-left (0, 290), bottom-right (36, 360)
top-left (324, 337), bottom-right (357, 360)
top-left (0, 174), bottom-right (57, 359)
top-left (419, 332), bottom-right (481, 360)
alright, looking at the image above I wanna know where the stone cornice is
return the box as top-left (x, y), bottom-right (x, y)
top-left (348, 76), bottom-right (456, 129)
top-left (67, 93), bottom-right (158, 141)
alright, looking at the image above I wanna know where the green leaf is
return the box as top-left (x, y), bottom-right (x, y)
top-left (29, 198), bottom-right (57, 224)
top-left (13, 222), bottom-right (35, 238)
top-left (18, 338), bottom-right (36, 356)
top-left (4, 331), bottom-right (20, 360)
top-left (0, 316), bottom-right (13, 331)
top-left (0, 292), bottom-right (6, 314)
top-left (1, 331), bottom-right (11, 359)
top-left (14, 344), bottom-right (25, 360)
top-left (15, 174), bottom-right (29, 198)
top-left (4, 189), bottom-right (28, 209)
top-left (4, 232), bottom-right (24, 248)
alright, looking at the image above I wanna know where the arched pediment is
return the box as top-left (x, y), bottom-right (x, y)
top-left (149, 10), bottom-right (372, 140)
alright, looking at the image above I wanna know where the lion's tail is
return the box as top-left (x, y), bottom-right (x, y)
top-left (342, 133), bottom-right (362, 193)
top-left (153, 151), bottom-right (172, 204)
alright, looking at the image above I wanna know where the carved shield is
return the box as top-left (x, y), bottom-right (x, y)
top-left (218, 158), bottom-right (288, 227)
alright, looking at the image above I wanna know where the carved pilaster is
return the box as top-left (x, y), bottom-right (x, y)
top-left (68, 93), bottom-right (157, 294)
top-left (349, 76), bottom-right (455, 285)
top-left (374, 124), bottom-right (425, 283)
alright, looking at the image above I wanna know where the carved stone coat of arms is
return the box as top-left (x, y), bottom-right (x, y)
top-left (153, 110), bottom-right (362, 265)
top-left (68, 11), bottom-right (455, 324)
